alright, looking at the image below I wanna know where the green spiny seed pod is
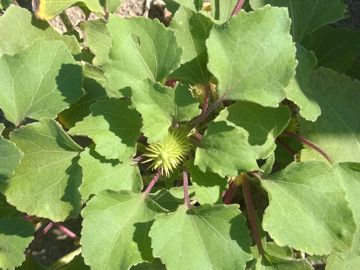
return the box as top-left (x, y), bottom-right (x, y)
top-left (143, 130), bottom-right (191, 176)
top-left (285, 116), bottom-right (300, 133)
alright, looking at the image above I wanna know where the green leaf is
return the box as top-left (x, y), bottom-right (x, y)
top-left (187, 163), bottom-right (227, 204)
top-left (262, 161), bottom-right (356, 255)
top-left (207, 6), bottom-right (296, 106)
top-left (346, 59), bottom-right (360, 80)
top-left (130, 259), bottom-right (165, 270)
top-left (2, 119), bottom-right (82, 221)
top-left (81, 191), bottom-right (163, 270)
top-left (104, 16), bottom-right (182, 96)
top-left (0, 128), bottom-right (23, 182)
top-left (250, 0), bottom-right (346, 41)
top-left (58, 77), bottom-right (107, 129)
top-left (195, 121), bottom-right (259, 177)
top-left (16, 256), bottom-right (49, 270)
top-left (150, 205), bottom-right (253, 270)
top-left (69, 98), bottom-right (142, 161)
top-left (34, 0), bottom-right (104, 20)
top-left (285, 46), bottom-right (320, 122)
top-left (0, 5), bottom-right (80, 56)
top-left (106, 0), bottom-right (123, 13)
top-left (80, 19), bottom-right (111, 65)
top-left (326, 163), bottom-right (360, 269)
top-left (79, 147), bottom-right (142, 201)
top-left (0, 195), bottom-right (34, 270)
top-left (299, 68), bottom-right (360, 163)
top-left (0, 39), bottom-right (83, 126)
top-left (169, 6), bottom-right (213, 83)
top-left (131, 81), bottom-right (199, 143)
top-left (302, 26), bottom-right (360, 72)
top-left (210, 0), bottom-right (237, 23)
top-left (217, 101), bottom-right (291, 158)
top-left (256, 259), bottom-right (313, 270)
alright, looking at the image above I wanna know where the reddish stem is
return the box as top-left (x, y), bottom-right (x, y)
top-left (223, 181), bottom-right (237, 204)
top-left (193, 130), bottom-right (203, 141)
top-left (231, 0), bottom-right (245, 16)
top-left (56, 224), bottom-right (78, 239)
top-left (165, 79), bottom-right (177, 88)
top-left (284, 131), bottom-right (333, 164)
top-left (183, 170), bottom-right (192, 209)
top-left (202, 85), bottom-right (210, 112)
top-left (43, 222), bottom-right (54, 235)
top-left (242, 177), bottom-right (265, 256)
top-left (143, 170), bottom-right (162, 196)
top-left (192, 98), bottom-right (223, 127)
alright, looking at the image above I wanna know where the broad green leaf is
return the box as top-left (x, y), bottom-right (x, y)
top-left (326, 163), bottom-right (360, 269)
top-left (302, 26), bottom-right (360, 72)
top-left (262, 161), bottom-right (356, 255)
top-left (80, 19), bottom-right (111, 65)
top-left (131, 81), bottom-right (199, 143)
top-left (58, 77), bottom-right (107, 129)
top-left (210, 0), bottom-right (237, 23)
top-left (256, 259), bottom-right (313, 270)
top-left (299, 68), bottom-right (360, 163)
top-left (105, 16), bottom-right (182, 96)
top-left (217, 101), bottom-right (291, 158)
top-left (254, 242), bottom-right (313, 269)
top-left (79, 147), bottom-right (142, 201)
top-left (207, 6), bottom-right (296, 106)
top-left (169, 6), bottom-right (212, 83)
top-left (150, 189), bottom-right (186, 212)
top-left (150, 205), bottom-right (253, 270)
top-left (346, 59), bottom-right (360, 80)
top-left (0, 128), bottom-right (23, 182)
top-left (0, 5), bottom-right (80, 56)
top-left (250, 0), bottom-right (346, 41)
top-left (82, 63), bottom-right (107, 86)
top-left (0, 39), bottom-right (83, 126)
top-left (69, 98), bottom-right (142, 161)
top-left (16, 256), bottom-right (49, 270)
top-left (285, 46), bottom-right (320, 122)
top-left (0, 195), bottom-right (34, 270)
top-left (263, 242), bottom-right (294, 261)
top-left (34, 0), bottom-right (104, 20)
top-left (2, 119), bottom-right (82, 221)
top-left (188, 163), bottom-right (227, 204)
top-left (195, 121), bottom-right (258, 177)
top-left (130, 259), bottom-right (165, 270)
top-left (81, 191), bottom-right (163, 270)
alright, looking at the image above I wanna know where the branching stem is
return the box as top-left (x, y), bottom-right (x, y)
top-left (242, 177), bottom-right (265, 256)
top-left (284, 131), bottom-right (333, 164)
top-left (192, 98), bottom-right (223, 127)
top-left (143, 170), bottom-right (162, 196)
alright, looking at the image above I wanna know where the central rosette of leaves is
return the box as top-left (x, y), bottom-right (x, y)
top-left (144, 130), bottom-right (191, 176)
